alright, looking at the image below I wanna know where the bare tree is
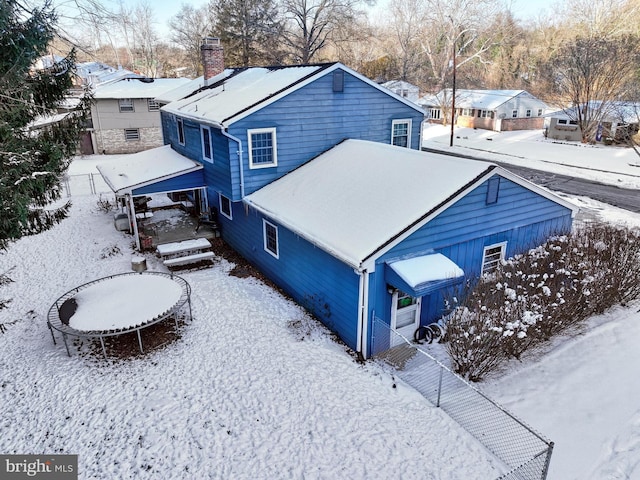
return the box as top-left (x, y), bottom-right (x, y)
top-left (559, 0), bottom-right (640, 39)
top-left (420, 0), bottom-right (503, 91)
top-left (280, 0), bottom-right (370, 64)
top-left (377, 0), bottom-right (425, 83)
top-left (545, 36), bottom-right (640, 143)
top-left (169, 4), bottom-right (214, 76)
top-left (132, 1), bottom-right (160, 76)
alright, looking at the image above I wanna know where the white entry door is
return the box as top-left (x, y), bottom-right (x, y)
top-left (391, 290), bottom-right (421, 346)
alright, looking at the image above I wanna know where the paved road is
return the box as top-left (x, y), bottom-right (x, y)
top-left (423, 147), bottom-right (640, 214)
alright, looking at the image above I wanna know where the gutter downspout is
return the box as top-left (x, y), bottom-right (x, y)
top-left (356, 268), bottom-right (370, 359)
top-left (221, 129), bottom-right (245, 198)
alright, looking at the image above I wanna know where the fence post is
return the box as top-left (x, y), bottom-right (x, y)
top-left (90, 173), bottom-right (96, 194)
top-left (436, 365), bottom-right (444, 407)
top-left (541, 442), bottom-right (554, 480)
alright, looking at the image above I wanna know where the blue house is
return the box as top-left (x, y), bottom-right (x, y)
top-left (105, 40), bottom-right (576, 358)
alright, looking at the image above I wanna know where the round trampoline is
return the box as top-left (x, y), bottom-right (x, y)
top-left (47, 272), bottom-right (192, 358)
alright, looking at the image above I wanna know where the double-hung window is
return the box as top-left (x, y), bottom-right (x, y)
top-left (391, 119), bottom-right (411, 148)
top-left (263, 219), bottom-right (279, 258)
top-left (482, 242), bottom-right (506, 275)
top-left (147, 99), bottom-right (160, 111)
top-left (119, 98), bottom-right (134, 112)
top-left (512, 109), bottom-right (518, 118)
top-left (201, 125), bottom-right (213, 162)
top-left (248, 128), bottom-right (277, 169)
top-left (526, 109), bottom-right (532, 117)
top-left (219, 194), bottom-right (232, 220)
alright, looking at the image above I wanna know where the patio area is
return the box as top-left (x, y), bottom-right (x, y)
top-left (136, 200), bottom-right (218, 249)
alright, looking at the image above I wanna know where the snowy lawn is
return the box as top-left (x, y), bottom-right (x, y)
top-left (0, 195), bottom-right (502, 479)
top-left (4, 142), bottom-right (640, 479)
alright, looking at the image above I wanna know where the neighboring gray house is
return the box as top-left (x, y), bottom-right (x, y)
top-left (90, 77), bottom-right (190, 154)
top-left (381, 80), bottom-right (420, 104)
top-left (420, 89), bottom-right (547, 132)
top-left (545, 102), bottom-right (640, 143)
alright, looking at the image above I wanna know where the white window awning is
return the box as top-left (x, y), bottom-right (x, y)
top-left (385, 253), bottom-right (464, 297)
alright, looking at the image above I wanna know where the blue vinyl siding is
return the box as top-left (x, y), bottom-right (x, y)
top-left (228, 69), bottom-right (424, 197)
top-left (132, 169), bottom-right (205, 195)
top-left (161, 112), bottom-right (236, 200)
top-left (218, 199), bottom-right (361, 350)
top-left (366, 174), bottom-right (573, 351)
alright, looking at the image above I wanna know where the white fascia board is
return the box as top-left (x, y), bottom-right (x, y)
top-left (112, 164), bottom-right (204, 196)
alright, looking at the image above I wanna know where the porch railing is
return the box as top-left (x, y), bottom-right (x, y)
top-left (371, 317), bottom-right (553, 480)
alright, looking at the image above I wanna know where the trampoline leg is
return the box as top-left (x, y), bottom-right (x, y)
top-left (137, 330), bottom-right (144, 354)
top-left (62, 334), bottom-right (71, 357)
top-left (48, 324), bottom-right (57, 345)
top-left (100, 337), bottom-right (107, 359)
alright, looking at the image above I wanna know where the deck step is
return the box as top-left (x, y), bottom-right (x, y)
top-left (163, 251), bottom-right (215, 267)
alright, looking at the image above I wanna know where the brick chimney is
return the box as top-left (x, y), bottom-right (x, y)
top-left (201, 37), bottom-right (224, 83)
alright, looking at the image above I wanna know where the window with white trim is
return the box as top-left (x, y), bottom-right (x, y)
top-left (482, 242), bottom-right (506, 275)
top-left (430, 108), bottom-right (441, 120)
top-left (263, 219), bottom-right (279, 258)
top-left (526, 109), bottom-right (532, 117)
top-left (462, 108), bottom-right (473, 116)
top-left (119, 98), bottom-right (134, 112)
top-left (391, 119), bottom-right (411, 147)
top-left (512, 109), bottom-right (518, 118)
top-left (201, 125), bottom-right (213, 162)
top-left (148, 99), bottom-right (160, 111)
top-left (124, 128), bottom-right (140, 141)
top-left (177, 118), bottom-right (185, 145)
top-left (557, 119), bottom-right (568, 125)
top-left (219, 194), bottom-right (232, 220)
top-left (537, 108), bottom-right (543, 116)
top-left (248, 128), bottom-right (277, 168)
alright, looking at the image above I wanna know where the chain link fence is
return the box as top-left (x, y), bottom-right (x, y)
top-left (62, 173), bottom-right (111, 197)
top-left (371, 317), bottom-right (553, 480)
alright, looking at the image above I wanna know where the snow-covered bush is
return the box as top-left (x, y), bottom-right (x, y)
top-left (446, 223), bottom-right (640, 381)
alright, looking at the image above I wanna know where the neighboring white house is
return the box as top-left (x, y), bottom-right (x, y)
top-left (90, 77), bottom-right (191, 154)
top-left (381, 80), bottom-right (421, 104)
top-left (419, 89), bottom-right (548, 132)
top-left (545, 101), bottom-right (640, 143)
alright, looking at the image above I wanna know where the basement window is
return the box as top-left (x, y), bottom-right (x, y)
top-left (124, 128), bottom-right (140, 141)
top-left (482, 242), bottom-right (506, 275)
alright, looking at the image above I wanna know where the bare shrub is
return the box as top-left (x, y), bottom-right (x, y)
top-left (446, 223), bottom-right (640, 381)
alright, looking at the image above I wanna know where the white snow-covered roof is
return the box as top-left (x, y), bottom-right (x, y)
top-left (244, 140), bottom-right (495, 269)
top-left (160, 63), bottom-right (425, 127)
top-left (547, 102), bottom-right (640, 123)
top-left (422, 89), bottom-right (545, 110)
top-left (76, 61), bottom-right (140, 87)
top-left (154, 70), bottom-right (233, 104)
top-left (93, 77), bottom-right (191, 99)
top-left (161, 65), bottom-right (331, 126)
top-left (96, 145), bottom-right (203, 195)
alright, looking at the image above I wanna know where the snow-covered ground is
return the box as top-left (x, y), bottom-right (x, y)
top-left (2, 132), bottom-right (640, 479)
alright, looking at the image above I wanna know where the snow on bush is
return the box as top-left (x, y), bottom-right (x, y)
top-left (446, 223), bottom-right (640, 381)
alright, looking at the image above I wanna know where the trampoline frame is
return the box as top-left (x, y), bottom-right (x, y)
top-left (47, 271), bottom-right (192, 359)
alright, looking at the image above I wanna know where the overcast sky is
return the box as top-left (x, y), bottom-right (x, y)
top-left (53, 0), bottom-right (559, 43)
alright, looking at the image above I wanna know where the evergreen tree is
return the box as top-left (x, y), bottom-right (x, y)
top-left (0, 0), bottom-right (88, 252)
top-left (211, 0), bottom-right (285, 66)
